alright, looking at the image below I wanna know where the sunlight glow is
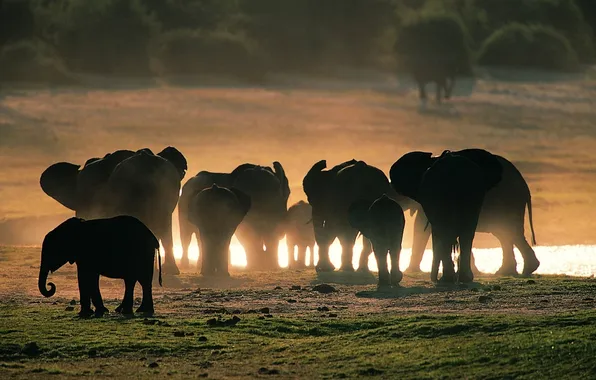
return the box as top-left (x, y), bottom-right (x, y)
top-left (164, 235), bottom-right (596, 277)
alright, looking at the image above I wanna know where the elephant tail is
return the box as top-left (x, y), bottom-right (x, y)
top-left (527, 196), bottom-right (537, 246)
top-left (156, 247), bottom-right (163, 287)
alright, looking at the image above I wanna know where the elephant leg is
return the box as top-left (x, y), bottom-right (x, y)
top-left (236, 225), bottom-right (262, 270)
top-left (406, 210), bottom-right (430, 273)
top-left (118, 279), bottom-right (136, 315)
top-left (514, 234), bottom-right (540, 277)
top-left (136, 275), bottom-right (155, 315)
top-left (457, 233), bottom-right (475, 284)
top-left (297, 245), bottom-right (307, 268)
top-left (315, 243), bottom-right (335, 272)
top-left (307, 246), bottom-right (315, 268)
top-left (160, 216), bottom-right (180, 275)
top-left (357, 237), bottom-right (372, 273)
top-left (263, 235), bottom-right (280, 270)
top-left (90, 273), bottom-right (108, 317)
top-left (216, 240), bottom-right (231, 277)
top-left (338, 231), bottom-right (358, 272)
top-left (179, 214), bottom-right (194, 270)
top-left (495, 233), bottom-right (518, 276)
top-left (286, 240), bottom-right (296, 269)
top-left (77, 268), bottom-right (93, 318)
top-left (200, 240), bottom-right (215, 277)
top-left (375, 250), bottom-right (390, 289)
top-left (389, 246), bottom-right (403, 286)
top-left (435, 80), bottom-right (444, 104)
top-left (433, 229), bottom-right (456, 284)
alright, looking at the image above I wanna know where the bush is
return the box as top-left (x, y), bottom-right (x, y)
top-left (153, 29), bottom-right (264, 81)
top-left (477, 23), bottom-right (579, 71)
top-left (34, 0), bottom-right (160, 76)
top-left (394, 12), bottom-right (472, 76)
top-left (455, 0), bottom-right (594, 63)
top-left (0, 39), bottom-right (74, 84)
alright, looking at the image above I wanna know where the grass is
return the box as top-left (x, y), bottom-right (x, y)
top-left (1, 246), bottom-right (596, 378)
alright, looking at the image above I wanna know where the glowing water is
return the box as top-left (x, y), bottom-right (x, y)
top-left (167, 236), bottom-right (596, 277)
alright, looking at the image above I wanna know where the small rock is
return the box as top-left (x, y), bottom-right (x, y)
top-left (22, 342), bottom-right (40, 357)
top-left (258, 316), bottom-right (265, 320)
top-left (317, 306), bottom-right (330, 312)
top-left (290, 285), bottom-right (301, 290)
top-left (258, 367), bottom-right (280, 375)
top-left (148, 362), bottom-right (159, 368)
top-left (259, 307), bottom-right (270, 314)
top-left (358, 367), bottom-right (384, 376)
top-left (526, 279), bottom-right (536, 285)
top-left (328, 313), bottom-right (338, 318)
top-left (173, 331), bottom-right (186, 337)
top-left (198, 336), bottom-right (208, 342)
top-left (65, 306), bottom-right (75, 312)
top-left (157, 321), bottom-right (171, 327)
top-left (274, 286), bottom-right (282, 290)
top-left (69, 300), bottom-right (77, 305)
top-left (582, 297), bottom-right (594, 302)
top-left (198, 361), bottom-right (213, 369)
top-left (492, 285), bottom-right (502, 291)
top-left (470, 288), bottom-right (479, 292)
top-left (287, 299), bottom-right (297, 304)
top-left (206, 318), bottom-right (218, 326)
top-left (198, 374), bottom-right (208, 378)
top-left (540, 299), bottom-right (549, 303)
top-left (52, 301), bottom-right (58, 305)
top-left (312, 284), bottom-right (336, 294)
top-left (225, 316), bottom-right (241, 326)
top-left (88, 348), bottom-right (97, 357)
top-left (187, 332), bottom-right (195, 336)
top-left (232, 309), bottom-right (241, 315)
top-left (265, 314), bottom-right (273, 318)
top-left (143, 319), bottom-right (158, 325)
top-left (478, 295), bottom-right (492, 303)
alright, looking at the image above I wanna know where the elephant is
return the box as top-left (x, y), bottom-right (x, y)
top-left (303, 159), bottom-right (394, 273)
top-left (349, 194), bottom-right (405, 288)
top-left (38, 215), bottom-right (162, 317)
top-left (187, 184), bottom-right (251, 277)
top-left (285, 201), bottom-right (315, 269)
top-left (39, 147), bottom-right (187, 275)
top-left (390, 149), bottom-right (503, 283)
top-left (404, 151), bottom-right (540, 277)
top-left (179, 162), bottom-right (289, 271)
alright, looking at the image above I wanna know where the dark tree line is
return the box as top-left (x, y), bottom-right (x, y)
top-left (0, 0), bottom-right (594, 84)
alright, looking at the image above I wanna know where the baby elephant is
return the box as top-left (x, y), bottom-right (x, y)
top-left (188, 184), bottom-right (251, 276)
top-left (38, 215), bottom-right (162, 317)
top-left (349, 194), bottom-right (405, 288)
top-left (285, 201), bottom-right (315, 268)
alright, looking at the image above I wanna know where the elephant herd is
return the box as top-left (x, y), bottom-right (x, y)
top-left (38, 146), bottom-right (540, 293)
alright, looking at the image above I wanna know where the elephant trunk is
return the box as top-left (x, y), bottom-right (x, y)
top-left (38, 266), bottom-right (56, 297)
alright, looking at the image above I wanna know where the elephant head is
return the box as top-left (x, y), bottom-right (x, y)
top-left (38, 217), bottom-right (84, 297)
top-left (389, 151), bottom-right (434, 202)
top-left (40, 162), bottom-right (81, 211)
top-left (348, 194), bottom-right (405, 248)
top-left (157, 146), bottom-right (188, 181)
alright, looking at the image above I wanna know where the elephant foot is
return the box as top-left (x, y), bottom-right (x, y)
top-left (136, 305), bottom-right (154, 315)
top-left (179, 256), bottom-right (191, 270)
top-left (78, 308), bottom-right (94, 318)
top-left (115, 304), bottom-right (123, 313)
top-left (162, 259), bottom-right (180, 276)
top-left (315, 260), bottom-right (336, 273)
top-left (356, 266), bottom-right (371, 275)
top-left (404, 265), bottom-right (423, 274)
top-left (391, 270), bottom-right (403, 286)
top-left (437, 273), bottom-right (456, 285)
top-left (339, 265), bottom-right (355, 272)
top-left (495, 266), bottom-right (518, 277)
top-left (377, 283), bottom-right (392, 292)
top-left (457, 270), bottom-right (474, 284)
top-left (522, 257), bottom-right (540, 277)
top-left (94, 306), bottom-right (109, 318)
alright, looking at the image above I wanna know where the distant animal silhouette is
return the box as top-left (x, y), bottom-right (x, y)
top-left (179, 162), bottom-right (289, 271)
top-left (404, 149), bottom-right (540, 277)
top-left (285, 201), bottom-right (315, 269)
top-left (38, 215), bottom-right (162, 317)
top-left (188, 184), bottom-right (251, 277)
top-left (390, 149), bottom-right (503, 283)
top-left (303, 160), bottom-right (397, 273)
top-left (39, 147), bottom-right (187, 275)
top-left (349, 195), bottom-right (405, 288)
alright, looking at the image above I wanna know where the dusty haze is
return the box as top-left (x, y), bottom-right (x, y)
top-left (1, 71), bottom-right (595, 250)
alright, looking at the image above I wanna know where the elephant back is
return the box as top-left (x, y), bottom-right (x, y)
top-left (450, 149), bottom-right (503, 191)
top-left (334, 162), bottom-right (391, 209)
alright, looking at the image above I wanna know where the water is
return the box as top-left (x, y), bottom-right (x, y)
top-left (169, 236), bottom-right (596, 277)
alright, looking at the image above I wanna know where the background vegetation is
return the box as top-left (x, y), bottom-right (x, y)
top-left (0, 0), bottom-right (595, 84)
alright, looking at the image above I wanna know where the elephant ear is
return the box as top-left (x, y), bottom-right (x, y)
top-left (157, 146), bottom-right (188, 181)
top-left (389, 151), bottom-right (434, 201)
top-left (348, 199), bottom-right (373, 238)
top-left (303, 160), bottom-right (327, 199)
top-left (40, 162), bottom-right (81, 211)
top-left (230, 187), bottom-right (252, 216)
top-left (273, 161), bottom-right (290, 203)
